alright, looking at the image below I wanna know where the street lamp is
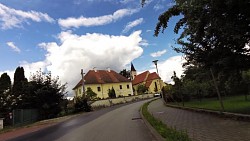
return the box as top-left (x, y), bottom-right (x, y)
top-left (152, 60), bottom-right (162, 98)
top-left (81, 69), bottom-right (86, 98)
top-left (152, 60), bottom-right (159, 74)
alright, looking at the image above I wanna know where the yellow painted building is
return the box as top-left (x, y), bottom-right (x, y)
top-left (131, 68), bottom-right (165, 94)
top-left (73, 69), bottom-right (133, 99)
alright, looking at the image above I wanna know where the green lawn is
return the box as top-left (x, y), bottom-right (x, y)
top-left (171, 95), bottom-right (250, 114)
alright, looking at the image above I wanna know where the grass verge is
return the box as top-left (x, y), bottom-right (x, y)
top-left (171, 95), bottom-right (250, 114)
top-left (142, 100), bottom-right (192, 141)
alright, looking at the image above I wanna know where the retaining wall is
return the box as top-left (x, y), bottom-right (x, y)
top-left (91, 94), bottom-right (154, 108)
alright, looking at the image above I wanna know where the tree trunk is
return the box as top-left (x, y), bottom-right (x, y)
top-left (210, 68), bottom-right (224, 112)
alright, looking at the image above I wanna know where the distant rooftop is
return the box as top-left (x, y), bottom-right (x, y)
top-left (73, 69), bottom-right (130, 90)
top-left (132, 71), bottom-right (160, 87)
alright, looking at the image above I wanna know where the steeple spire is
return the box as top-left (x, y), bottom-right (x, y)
top-left (131, 63), bottom-right (136, 71)
top-left (130, 62), bottom-right (137, 80)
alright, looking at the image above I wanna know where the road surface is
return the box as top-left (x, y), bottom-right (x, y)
top-left (8, 99), bottom-right (156, 141)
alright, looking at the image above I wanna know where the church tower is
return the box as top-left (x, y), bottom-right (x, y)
top-left (130, 63), bottom-right (137, 80)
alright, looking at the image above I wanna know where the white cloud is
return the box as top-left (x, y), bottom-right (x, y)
top-left (150, 49), bottom-right (167, 57)
top-left (120, 0), bottom-right (133, 4)
top-left (122, 18), bottom-right (143, 33)
top-left (153, 4), bottom-right (164, 11)
top-left (0, 61), bottom-right (48, 83)
top-left (0, 3), bottom-right (54, 29)
top-left (58, 8), bottom-right (139, 29)
top-left (154, 1), bottom-right (175, 11)
top-left (139, 39), bottom-right (149, 47)
top-left (149, 55), bottom-right (186, 84)
top-left (12, 30), bottom-right (143, 96)
top-left (37, 42), bottom-right (47, 49)
top-left (20, 61), bottom-right (49, 78)
top-left (6, 42), bottom-right (21, 53)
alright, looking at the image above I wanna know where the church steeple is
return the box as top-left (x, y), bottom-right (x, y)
top-left (130, 63), bottom-right (137, 80)
top-left (131, 63), bottom-right (136, 71)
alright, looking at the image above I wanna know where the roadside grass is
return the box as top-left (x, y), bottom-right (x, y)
top-left (142, 100), bottom-right (191, 141)
top-left (171, 95), bottom-right (250, 114)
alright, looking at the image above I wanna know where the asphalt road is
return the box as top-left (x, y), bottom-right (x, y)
top-left (8, 99), bottom-right (156, 141)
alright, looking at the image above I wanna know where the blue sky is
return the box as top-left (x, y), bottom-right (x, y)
top-left (0, 0), bottom-right (185, 95)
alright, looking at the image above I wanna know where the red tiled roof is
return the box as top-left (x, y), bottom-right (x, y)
top-left (73, 70), bottom-right (130, 90)
top-left (132, 71), bottom-right (160, 86)
top-left (132, 71), bottom-right (149, 85)
top-left (146, 72), bottom-right (160, 81)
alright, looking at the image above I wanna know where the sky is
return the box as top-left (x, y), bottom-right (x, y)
top-left (0, 0), bottom-right (185, 96)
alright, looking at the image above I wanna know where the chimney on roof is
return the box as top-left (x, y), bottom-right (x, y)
top-left (107, 67), bottom-right (111, 72)
top-left (93, 67), bottom-right (97, 72)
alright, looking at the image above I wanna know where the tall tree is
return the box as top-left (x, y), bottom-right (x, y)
top-left (12, 67), bottom-right (27, 108)
top-left (142, 0), bottom-right (250, 71)
top-left (0, 73), bottom-right (11, 93)
top-left (27, 70), bottom-right (67, 119)
top-left (0, 73), bottom-right (12, 112)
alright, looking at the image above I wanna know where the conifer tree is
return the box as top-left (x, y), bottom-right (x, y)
top-left (12, 67), bottom-right (27, 108)
top-left (0, 73), bottom-right (12, 112)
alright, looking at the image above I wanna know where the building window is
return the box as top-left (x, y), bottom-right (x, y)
top-left (97, 87), bottom-right (101, 92)
top-left (78, 88), bottom-right (81, 94)
top-left (120, 85), bottom-right (122, 89)
top-left (127, 84), bottom-right (129, 89)
top-left (154, 82), bottom-right (158, 91)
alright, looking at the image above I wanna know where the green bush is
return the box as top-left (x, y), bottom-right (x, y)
top-left (74, 97), bottom-right (92, 112)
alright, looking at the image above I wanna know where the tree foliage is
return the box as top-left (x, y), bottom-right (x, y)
top-left (165, 66), bottom-right (250, 102)
top-left (119, 69), bottom-right (131, 79)
top-left (108, 87), bottom-right (116, 98)
top-left (0, 73), bottom-right (13, 113)
top-left (74, 96), bottom-right (92, 112)
top-left (142, 0), bottom-right (250, 102)
top-left (86, 87), bottom-right (97, 100)
top-left (0, 73), bottom-right (11, 93)
top-left (12, 66), bottom-right (28, 108)
top-left (143, 0), bottom-right (250, 71)
top-left (137, 84), bottom-right (147, 94)
top-left (26, 70), bottom-right (67, 119)
top-left (0, 68), bottom-right (68, 120)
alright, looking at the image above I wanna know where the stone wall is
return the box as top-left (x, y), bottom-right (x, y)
top-left (91, 94), bottom-right (154, 108)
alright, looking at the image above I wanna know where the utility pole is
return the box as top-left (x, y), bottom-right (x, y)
top-left (81, 69), bottom-right (86, 98)
top-left (152, 60), bottom-right (159, 74)
top-left (152, 60), bottom-right (162, 98)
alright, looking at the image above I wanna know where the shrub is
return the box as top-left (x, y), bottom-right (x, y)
top-left (74, 97), bottom-right (92, 112)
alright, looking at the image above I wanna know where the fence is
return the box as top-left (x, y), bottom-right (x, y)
top-left (12, 109), bottom-right (38, 126)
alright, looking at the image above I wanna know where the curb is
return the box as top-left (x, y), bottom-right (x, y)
top-left (140, 101), bottom-right (165, 141)
top-left (164, 102), bottom-right (250, 122)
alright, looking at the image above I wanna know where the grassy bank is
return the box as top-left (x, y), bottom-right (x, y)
top-left (172, 95), bottom-right (250, 114)
top-left (142, 100), bottom-right (191, 141)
